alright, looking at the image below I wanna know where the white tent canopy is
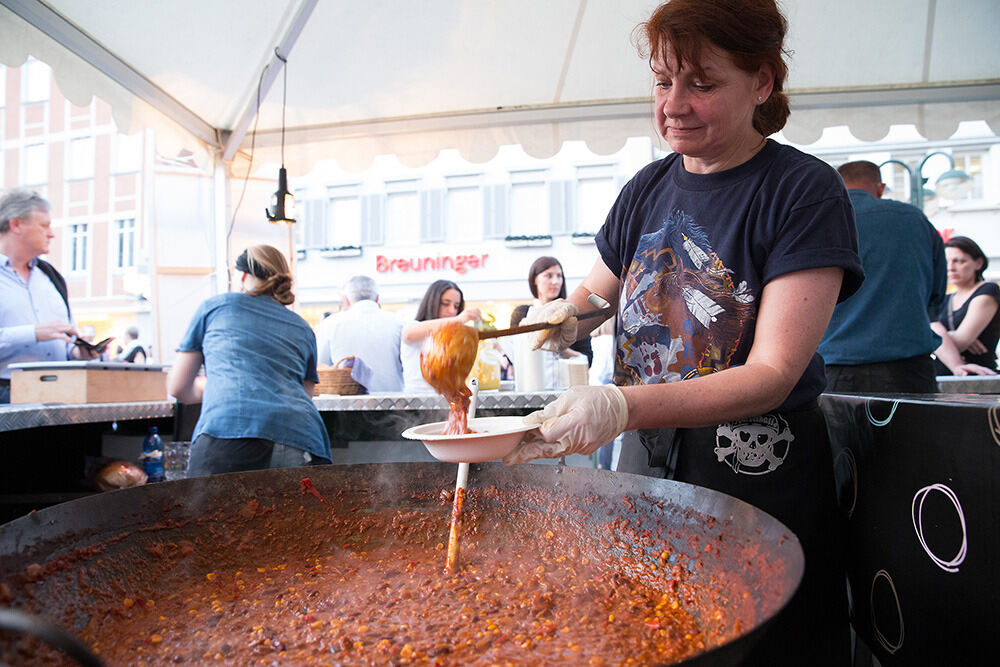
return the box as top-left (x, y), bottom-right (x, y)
top-left (1, 0), bottom-right (998, 174)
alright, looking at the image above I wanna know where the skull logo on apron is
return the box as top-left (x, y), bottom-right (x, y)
top-left (714, 414), bottom-right (794, 475)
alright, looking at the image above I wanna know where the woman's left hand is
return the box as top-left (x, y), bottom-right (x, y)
top-left (503, 385), bottom-right (628, 464)
top-left (460, 308), bottom-right (482, 323)
top-left (525, 299), bottom-right (578, 352)
top-left (955, 363), bottom-right (997, 376)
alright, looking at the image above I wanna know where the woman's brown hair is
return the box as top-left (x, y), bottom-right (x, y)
top-left (415, 279), bottom-right (465, 322)
top-left (241, 244), bottom-right (295, 305)
top-left (637, 0), bottom-right (791, 136)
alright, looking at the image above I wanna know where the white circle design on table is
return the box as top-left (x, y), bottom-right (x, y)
top-left (911, 483), bottom-right (967, 573)
top-left (870, 569), bottom-right (904, 655)
top-left (988, 407), bottom-right (1000, 447)
top-left (865, 399), bottom-right (899, 427)
top-left (833, 446), bottom-right (858, 518)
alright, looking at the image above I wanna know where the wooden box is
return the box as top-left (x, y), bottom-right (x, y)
top-left (9, 362), bottom-right (168, 404)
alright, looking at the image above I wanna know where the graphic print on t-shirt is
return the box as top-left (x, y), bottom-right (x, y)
top-left (615, 209), bottom-right (755, 386)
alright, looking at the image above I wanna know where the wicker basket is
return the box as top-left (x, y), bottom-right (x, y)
top-left (314, 357), bottom-right (364, 396)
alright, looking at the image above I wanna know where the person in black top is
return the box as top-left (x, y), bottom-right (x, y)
top-left (510, 256), bottom-right (593, 366)
top-left (933, 235), bottom-right (1000, 372)
top-left (504, 2), bottom-right (864, 664)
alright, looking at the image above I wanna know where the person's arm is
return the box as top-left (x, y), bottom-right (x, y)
top-left (946, 294), bottom-right (998, 352)
top-left (505, 267), bottom-right (844, 464)
top-left (166, 351), bottom-right (206, 403)
top-left (621, 267), bottom-right (843, 429)
top-left (932, 321), bottom-right (966, 374)
top-left (34, 321), bottom-right (78, 343)
top-left (401, 308), bottom-right (481, 345)
top-left (931, 321), bottom-right (997, 375)
top-left (570, 261), bottom-right (621, 336)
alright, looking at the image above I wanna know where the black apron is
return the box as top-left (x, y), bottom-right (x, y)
top-left (619, 404), bottom-right (849, 666)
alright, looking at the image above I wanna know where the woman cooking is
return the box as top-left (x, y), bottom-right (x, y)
top-left (507, 1), bottom-right (863, 664)
top-left (932, 235), bottom-right (1000, 373)
top-left (167, 244), bottom-right (331, 475)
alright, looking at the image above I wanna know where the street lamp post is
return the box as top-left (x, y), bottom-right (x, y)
top-left (879, 152), bottom-right (972, 210)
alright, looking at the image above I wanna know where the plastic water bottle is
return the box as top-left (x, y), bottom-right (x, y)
top-left (141, 426), bottom-right (165, 483)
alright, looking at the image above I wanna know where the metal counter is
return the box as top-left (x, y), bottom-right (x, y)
top-left (936, 374), bottom-right (1000, 394)
top-left (312, 390), bottom-right (558, 412)
top-left (0, 391), bottom-right (560, 522)
top-left (0, 391), bottom-right (559, 434)
top-left (0, 401), bottom-right (173, 433)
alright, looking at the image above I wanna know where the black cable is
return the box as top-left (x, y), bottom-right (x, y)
top-left (227, 63), bottom-right (268, 290)
top-left (279, 48), bottom-right (287, 167)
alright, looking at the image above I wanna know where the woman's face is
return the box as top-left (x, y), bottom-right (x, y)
top-left (534, 264), bottom-right (564, 303)
top-left (438, 289), bottom-right (462, 318)
top-left (652, 44), bottom-right (770, 172)
top-left (946, 247), bottom-right (982, 287)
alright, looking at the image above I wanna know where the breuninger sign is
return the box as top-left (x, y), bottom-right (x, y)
top-left (375, 253), bottom-right (489, 275)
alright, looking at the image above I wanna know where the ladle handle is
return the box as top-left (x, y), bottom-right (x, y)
top-left (478, 306), bottom-right (613, 339)
top-left (0, 608), bottom-right (103, 666)
top-left (468, 377), bottom-right (479, 421)
top-left (446, 378), bottom-right (478, 573)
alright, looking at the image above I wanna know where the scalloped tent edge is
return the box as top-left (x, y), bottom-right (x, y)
top-left (1, 0), bottom-right (997, 176)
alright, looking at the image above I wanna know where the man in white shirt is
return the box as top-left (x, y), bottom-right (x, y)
top-left (315, 275), bottom-right (403, 393)
top-left (0, 189), bottom-right (99, 403)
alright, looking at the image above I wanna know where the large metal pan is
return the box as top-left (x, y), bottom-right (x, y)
top-left (0, 463), bottom-right (803, 665)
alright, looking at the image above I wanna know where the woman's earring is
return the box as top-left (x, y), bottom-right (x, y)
top-left (757, 96), bottom-right (763, 103)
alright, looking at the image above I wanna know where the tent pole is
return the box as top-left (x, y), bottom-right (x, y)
top-left (221, 0), bottom-right (318, 162)
top-left (213, 158), bottom-right (230, 296)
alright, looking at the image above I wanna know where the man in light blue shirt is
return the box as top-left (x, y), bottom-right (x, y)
top-left (316, 275), bottom-right (404, 393)
top-left (0, 190), bottom-right (99, 403)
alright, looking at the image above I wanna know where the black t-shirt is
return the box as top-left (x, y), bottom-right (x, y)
top-left (937, 282), bottom-right (1000, 369)
top-left (596, 140), bottom-right (863, 411)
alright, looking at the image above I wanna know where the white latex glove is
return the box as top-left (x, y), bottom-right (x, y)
top-left (525, 299), bottom-right (579, 352)
top-left (504, 385), bottom-right (628, 465)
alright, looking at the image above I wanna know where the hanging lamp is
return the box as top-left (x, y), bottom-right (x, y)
top-left (266, 50), bottom-right (296, 225)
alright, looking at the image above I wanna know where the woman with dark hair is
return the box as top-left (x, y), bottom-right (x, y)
top-left (510, 256), bottom-right (593, 384)
top-left (932, 235), bottom-right (1000, 372)
top-left (507, 1), bottom-right (864, 663)
top-left (401, 279), bottom-right (481, 393)
top-left (167, 244), bottom-right (331, 475)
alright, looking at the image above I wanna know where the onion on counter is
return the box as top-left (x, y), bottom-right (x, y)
top-left (93, 460), bottom-right (148, 491)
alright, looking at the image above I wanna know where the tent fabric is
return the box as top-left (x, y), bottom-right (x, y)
top-left (2, 0), bottom-right (998, 174)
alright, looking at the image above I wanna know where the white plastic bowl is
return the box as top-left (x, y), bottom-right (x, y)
top-left (401, 415), bottom-right (535, 463)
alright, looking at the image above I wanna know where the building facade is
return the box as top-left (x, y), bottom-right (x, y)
top-left (4, 59), bottom-right (999, 365)
top-left (1, 59), bottom-right (155, 356)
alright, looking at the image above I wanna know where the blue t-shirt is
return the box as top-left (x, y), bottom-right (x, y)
top-left (596, 140), bottom-right (863, 411)
top-left (177, 292), bottom-right (331, 459)
top-left (819, 189), bottom-right (946, 364)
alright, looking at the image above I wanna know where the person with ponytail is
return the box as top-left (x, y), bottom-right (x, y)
top-left (167, 244), bottom-right (331, 475)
